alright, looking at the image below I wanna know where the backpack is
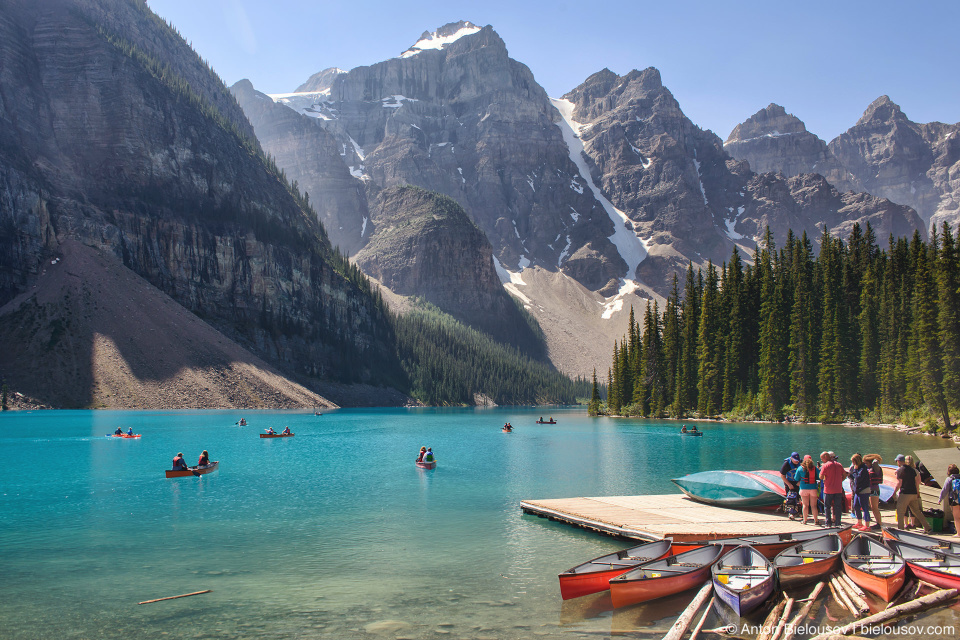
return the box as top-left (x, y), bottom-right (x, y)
top-left (951, 476), bottom-right (960, 501)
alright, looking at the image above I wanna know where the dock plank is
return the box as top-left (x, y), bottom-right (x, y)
top-left (521, 494), bottom-right (826, 541)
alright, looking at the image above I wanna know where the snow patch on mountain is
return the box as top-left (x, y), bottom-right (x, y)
top-left (401, 22), bottom-right (481, 58)
top-left (600, 280), bottom-right (640, 320)
top-left (551, 98), bottom-right (648, 281)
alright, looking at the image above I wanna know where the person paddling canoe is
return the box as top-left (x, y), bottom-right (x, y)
top-left (172, 453), bottom-right (189, 471)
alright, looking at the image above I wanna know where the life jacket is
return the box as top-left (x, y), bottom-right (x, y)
top-left (173, 456), bottom-right (186, 469)
top-left (198, 455), bottom-right (208, 466)
top-left (424, 452), bottom-right (434, 462)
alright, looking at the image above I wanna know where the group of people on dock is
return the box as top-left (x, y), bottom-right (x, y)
top-left (172, 450), bottom-right (211, 470)
top-left (779, 450), bottom-right (959, 537)
top-left (416, 447), bottom-right (434, 463)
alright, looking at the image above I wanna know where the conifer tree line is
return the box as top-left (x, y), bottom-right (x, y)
top-left (604, 223), bottom-right (960, 429)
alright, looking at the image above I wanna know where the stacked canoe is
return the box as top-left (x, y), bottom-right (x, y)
top-left (671, 469), bottom-right (786, 508)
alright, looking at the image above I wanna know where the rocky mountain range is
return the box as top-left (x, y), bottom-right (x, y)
top-left (725, 99), bottom-right (960, 232)
top-left (234, 21), bottom-right (926, 376)
top-left (0, 0), bottom-right (404, 407)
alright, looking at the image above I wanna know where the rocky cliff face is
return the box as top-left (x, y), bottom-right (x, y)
top-left (354, 186), bottom-right (545, 355)
top-left (231, 79), bottom-right (370, 255)
top-left (239, 22), bottom-right (625, 294)
top-left (726, 97), bottom-right (960, 231)
top-left (827, 96), bottom-right (960, 230)
top-left (0, 0), bottom-right (403, 402)
top-left (724, 104), bottom-right (832, 176)
top-left (558, 69), bottom-right (925, 286)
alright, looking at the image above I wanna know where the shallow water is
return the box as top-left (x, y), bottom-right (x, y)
top-left (0, 409), bottom-right (956, 639)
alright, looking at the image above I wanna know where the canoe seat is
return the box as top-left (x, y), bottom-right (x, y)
top-left (800, 550), bottom-right (838, 556)
top-left (673, 562), bottom-right (704, 568)
top-left (848, 555), bottom-right (893, 560)
top-left (623, 556), bottom-right (654, 562)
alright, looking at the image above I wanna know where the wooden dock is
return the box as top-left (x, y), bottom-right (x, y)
top-left (521, 493), bottom-right (832, 541)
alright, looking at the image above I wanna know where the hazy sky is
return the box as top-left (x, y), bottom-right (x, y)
top-left (147, 0), bottom-right (959, 142)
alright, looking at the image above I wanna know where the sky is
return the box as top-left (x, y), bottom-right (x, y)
top-left (146, 0), bottom-right (959, 142)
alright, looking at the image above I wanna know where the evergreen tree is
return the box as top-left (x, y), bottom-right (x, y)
top-left (676, 264), bottom-right (700, 415)
top-left (913, 241), bottom-right (951, 428)
top-left (697, 262), bottom-right (722, 416)
top-left (937, 223), bottom-right (960, 413)
top-left (722, 248), bottom-right (746, 412)
top-left (662, 275), bottom-right (682, 416)
top-left (588, 368), bottom-right (602, 416)
top-left (788, 232), bottom-right (817, 418)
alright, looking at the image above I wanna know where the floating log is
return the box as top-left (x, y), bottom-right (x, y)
top-left (687, 595), bottom-right (714, 640)
top-left (781, 581), bottom-right (826, 640)
top-left (811, 588), bottom-right (960, 639)
top-left (768, 596), bottom-right (794, 640)
top-left (831, 575), bottom-right (868, 614)
top-left (827, 578), bottom-right (857, 617)
top-left (662, 582), bottom-right (713, 640)
top-left (756, 598), bottom-right (787, 640)
top-left (837, 573), bottom-right (867, 601)
top-left (137, 589), bottom-right (212, 605)
top-left (884, 579), bottom-right (917, 610)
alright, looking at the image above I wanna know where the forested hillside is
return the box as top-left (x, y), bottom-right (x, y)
top-left (395, 301), bottom-right (589, 406)
top-left (604, 223), bottom-right (960, 429)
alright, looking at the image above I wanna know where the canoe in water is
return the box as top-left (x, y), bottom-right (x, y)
top-left (416, 460), bottom-right (437, 469)
top-left (107, 433), bottom-right (141, 438)
top-left (165, 461), bottom-right (219, 478)
top-left (842, 534), bottom-right (905, 602)
top-left (609, 544), bottom-right (723, 608)
top-left (886, 538), bottom-right (960, 591)
top-left (883, 527), bottom-right (960, 555)
top-left (773, 533), bottom-right (843, 588)
top-left (671, 525), bottom-right (853, 559)
top-left (558, 538), bottom-right (673, 600)
top-left (260, 433), bottom-right (294, 438)
top-left (712, 545), bottom-right (775, 616)
top-left (671, 470), bottom-right (785, 508)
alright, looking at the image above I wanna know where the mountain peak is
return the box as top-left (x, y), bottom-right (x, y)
top-left (401, 21), bottom-right (482, 58)
top-left (857, 95), bottom-right (907, 126)
top-left (726, 103), bottom-right (808, 143)
top-left (295, 67), bottom-right (347, 93)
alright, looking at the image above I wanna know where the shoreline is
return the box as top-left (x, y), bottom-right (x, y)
top-left (599, 413), bottom-right (960, 444)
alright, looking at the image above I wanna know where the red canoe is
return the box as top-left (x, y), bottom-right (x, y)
top-left (416, 460), bottom-right (437, 469)
top-left (886, 538), bottom-right (960, 590)
top-left (609, 544), bottom-right (723, 608)
top-left (883, 528), bottom-right (960, 555)
top-left (842, 534), bottom-right (905, 602)
top-left (108, 433), bottom-right (141, 438)
top-left (559, 538), bottom-right (673, 600)
top-left (165, 461), bottom-right (219, 478)
top-left (260, 433), bottom-right (294, 438)
top-left (773, 533), bottom-right (843, 588)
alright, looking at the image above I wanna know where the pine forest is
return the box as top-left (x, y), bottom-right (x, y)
top-left (601, 223), bottom-right (960, 431)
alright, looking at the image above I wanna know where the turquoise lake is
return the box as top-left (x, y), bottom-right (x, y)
top-left (1, 408), bottom-right (957, 639)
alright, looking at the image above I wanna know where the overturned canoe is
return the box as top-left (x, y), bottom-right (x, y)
top-left (609, 544), bottom-right (723, 608)
top-left (842, 534), bottom-right (905, 602)
top-left (773, 533), bottom-right (843, 588)
top-left (165, 461), bottom-right (219, 478)
top-left (671, 470), bottom-right (785, 508)
top-left (712, 545), bottom-right (775, 616)
top-left (559, 538), bottom-right (673, 600)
